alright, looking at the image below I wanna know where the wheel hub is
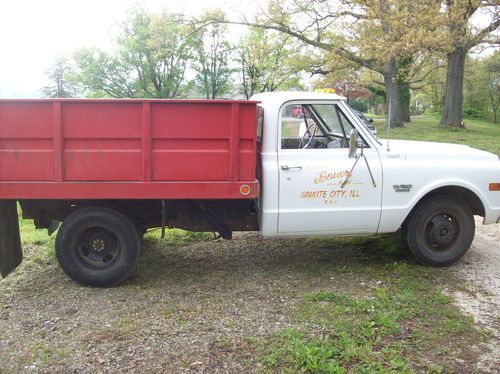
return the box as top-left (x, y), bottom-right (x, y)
top-left (426, 214), bottom-right (458, 248)
top-left (77, 227), bottom-right (120, 268)
top-left (91, 238), bottom-right (106, 252)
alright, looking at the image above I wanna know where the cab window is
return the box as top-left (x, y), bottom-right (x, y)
top-left (280, 103), bottom-right (365, 150)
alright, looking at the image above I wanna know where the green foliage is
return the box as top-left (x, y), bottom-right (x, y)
top-left (423, 107), bottom-right (441, 116)
top-left (71, 9), bottom-right (195, 98)
top-left (464, 52), bottom-right (500, 122)
top-left (349, 98), bottom-right (369, 112)
top-left (193, 11), bottom-right (234, 99)
top-left (462, 107), bottom-right (483, 118)
top-left (237, 27), bottom-right (302, 99)
top-left (42, 55), bottom-right (77, 98)
top-left (70, 48), bottom-right (137, 98)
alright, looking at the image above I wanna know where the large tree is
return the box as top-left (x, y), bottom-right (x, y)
top-left (71, 10), bottom-right (195, 98)
top-left (439, 0), bottom-right (499, 127)
top-left (215, 0), bottom-right (440, 127)
top-left (42, 56), bottom-right (76, 98)
top-left (71, 48), bottom-right (137, 98)
top-left (193, 12), bottom-right (234, 99)
top-left (316, 51), bottom-right (443, 121)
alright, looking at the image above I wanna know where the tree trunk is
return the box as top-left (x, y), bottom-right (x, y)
top-left (383, 59), bottom-right (404, 128)
top-left (440, 47), bottom-right (466, 127)
top-left (397, 56), bottom-right (412, 123)
top-left (399, 79), bottom-right (411, 122)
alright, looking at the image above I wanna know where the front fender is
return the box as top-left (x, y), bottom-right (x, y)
top-left (408, 179), bottom-right (488, 215)
top-left (378, 179), bottom-right (490, 233)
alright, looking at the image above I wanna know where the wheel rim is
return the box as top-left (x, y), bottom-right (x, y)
top-left (76, 227), bottom-right (120, 268)
top-left (424, 213), bottom-right (459, 250)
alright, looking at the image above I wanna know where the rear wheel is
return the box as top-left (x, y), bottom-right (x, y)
top-left (56, 207), bottom-right (141, 286)
top-left (406, 195), bottom-right (474, 266)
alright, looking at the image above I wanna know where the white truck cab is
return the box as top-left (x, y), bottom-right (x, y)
top-left (252, 91), bottom-right (500, 266)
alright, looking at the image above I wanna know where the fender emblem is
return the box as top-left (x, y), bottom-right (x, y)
top-left (393, 184), bottom-right (412, 192)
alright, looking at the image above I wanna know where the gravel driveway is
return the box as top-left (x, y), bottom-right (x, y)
top-left (449, 218), bottom-right (500, 372)
top-left (1, 221), bottom-right (499, 373)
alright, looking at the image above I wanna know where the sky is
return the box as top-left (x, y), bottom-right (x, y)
top-left (0, 0), bottom-right (254, 98)
top-left (0, 0), bottom-right (496, 98)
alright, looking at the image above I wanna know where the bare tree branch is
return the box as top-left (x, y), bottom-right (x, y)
top-left (468, 17), bottom-right (500, 49)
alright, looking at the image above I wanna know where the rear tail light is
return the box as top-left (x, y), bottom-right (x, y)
top-left (240, 184), bottom-right (251, 196)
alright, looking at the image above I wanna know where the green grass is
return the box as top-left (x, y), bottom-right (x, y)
top-left (259, 234), bottom-right (485, 373)
top-left (371, 114), bottom-right (500, 155)
top-left (263, 288), bottom-right (478, 372)
top-left (144, 227), bottom-right (212, 246)
top-left (18, 209), bottom-right (54, 248)
top-left (16, 207), bottom-right (55, 268)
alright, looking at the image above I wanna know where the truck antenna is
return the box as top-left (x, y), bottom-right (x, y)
top-left (386, 99), bottom-right (391, 152)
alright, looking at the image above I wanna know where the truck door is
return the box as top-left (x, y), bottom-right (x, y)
top-left (277, 101), bottom-right (382, 235)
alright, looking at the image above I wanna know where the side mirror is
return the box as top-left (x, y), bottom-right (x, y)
top-left (368, 118), bottom-right (374, 123)
top-left (348, 129), bottom-right (359, 158)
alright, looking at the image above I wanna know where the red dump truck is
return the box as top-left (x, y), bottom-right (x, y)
top-left (0, 98), bottom-right (260, 285)
top-left (1, 92), bottom-right (499, 286)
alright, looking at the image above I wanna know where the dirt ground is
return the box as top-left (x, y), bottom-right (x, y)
top-left (0, 221), bottom-right (499, 373)
top-left (448, 218), bottom-right (500, 372)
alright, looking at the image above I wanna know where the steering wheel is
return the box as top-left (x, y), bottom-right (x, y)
top-left (298, 122), bottom-right (316, 149)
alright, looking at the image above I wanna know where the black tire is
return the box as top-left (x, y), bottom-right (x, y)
top-left (56, 207), bottom-right (141, 287)
top-left (406, 195), bottom-right (475, 266)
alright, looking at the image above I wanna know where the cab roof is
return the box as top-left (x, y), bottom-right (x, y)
top-left (251, 91), bottom-right (346, 105)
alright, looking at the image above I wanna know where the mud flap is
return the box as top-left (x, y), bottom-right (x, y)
top-left (0, 200), bottom-right (22, 277)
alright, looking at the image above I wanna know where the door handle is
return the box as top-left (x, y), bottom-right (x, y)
top-left (281, 165), bottom-right (303, 170)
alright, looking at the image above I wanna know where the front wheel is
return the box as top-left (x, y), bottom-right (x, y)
top-left (56, 207), bottom-right (141, 286)
top-left (405, 196), bottom-right (475, 266)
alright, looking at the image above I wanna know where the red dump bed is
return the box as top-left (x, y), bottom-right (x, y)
top-left (0, 99), bottom-right (259, 199)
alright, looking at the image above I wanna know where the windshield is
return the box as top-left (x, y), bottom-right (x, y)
top-left (312, 104), bottom-right (358, 138)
